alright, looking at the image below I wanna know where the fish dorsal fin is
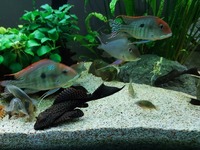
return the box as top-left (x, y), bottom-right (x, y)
top-left (5, 59), bottom-right (54, 79)
top-left (117, 15), bottom-right (156, 24)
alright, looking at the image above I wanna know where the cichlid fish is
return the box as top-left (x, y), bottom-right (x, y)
top-left (97, 33), bottom-right (140, 62)
top-left (0, 59), bottom-right (81, 94)
top-left (4, 85), bottom-right (37, 121)
top-left (5, 98), bottom-right (29, 119)
top-left (110, 15), bottom-right (172, 41)
top-left (34, 84), bottom-right (124, 130)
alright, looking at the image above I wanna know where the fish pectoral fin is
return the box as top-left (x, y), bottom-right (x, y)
top-left (38, 88), bottom-right (60, 106)
top-left (53, 109), bottom-right (84, 125)
top-left (131, 40), bottom-right (151, 45)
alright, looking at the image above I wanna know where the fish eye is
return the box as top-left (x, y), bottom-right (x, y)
top-left (160, 24), bottom-right (164, 29)
top-left (62, 70), bottom-right (68, 74)
top-left (128, 48), bottom-right (133, 52)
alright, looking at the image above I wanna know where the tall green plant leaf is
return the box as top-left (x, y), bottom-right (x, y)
top-left (109, 0), bottom-right (119, 16)
top-left (123, 0), bottom-right (135, 16)
top-left (85, 12), bottom-right (107, 33)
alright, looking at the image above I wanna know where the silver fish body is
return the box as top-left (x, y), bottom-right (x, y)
top-left (97, 34), bottom-right (140, 61)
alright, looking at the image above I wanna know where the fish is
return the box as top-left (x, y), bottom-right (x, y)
top-left (154, 68), bottom-right (200, 86)
top-left (128, 80), bottom-right (136, 98)
top-left (5, 98), bottom-right (28, 119)
top-left (190, 98), bottom-right (200, 106)
top-left (34, 83), bottom-right (124, 130)
top-left (109, 15), bottom-right (172, 41)
top-left (97, 33), bottom-right (140, 62)
top-left (0, 59), bottom-right (83, 95)
top-left (4, 85), bottom-right (37, 121)
top-left (135, 100), bottom-right (157, 110)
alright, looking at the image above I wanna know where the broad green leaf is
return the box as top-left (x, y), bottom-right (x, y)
top-left (38, 27), bottom-right (49, 32)
top-left (26, 40), bottom-right (41, 47)
top-left (21, 11), bottom-right (32, 21)
top-left (45, 14), bottom-right (53, 20)
top-left (10, 63), bottom-right (22, 73)
top-left (59, 18), bottom-right (67, 24)
top-left (59, 4), bottom-right (73, 13)
top-left (41, 37), bottom-right (51, 43)
top-left (37, 45), bottom-right (51, 56)
top-left (48, 28), bottom-right (59, 41)
top-left (41, 4), bottom-right (53, 13)
top-left (30, 30), bottom-right (45, 40)
top-left (50, 53), bottom-right (61, 62)
top-left (0, 27), bottom-right (7, 34)
top-left (28, 23), bottom-right (40, 30)
top-left (0, 55), bottom-right (4, 64)
top-left (25, 48), bottom-right (34, 56)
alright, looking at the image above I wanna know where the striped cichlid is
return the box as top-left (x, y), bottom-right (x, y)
top-left (110, 15), bottom-right (172, 41)
top-left (0, 59), bottom-right (84, 93)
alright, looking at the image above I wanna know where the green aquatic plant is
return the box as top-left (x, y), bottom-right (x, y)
top-left (150, 57), bottom-right (163, 85)
top-left (0, 27), bottom-right (30, 72)
top-left (83, 0), bottom-right (200, 64)
top-left (73, 12), bottom-right (108, 59)
top-left (0, 4), bottom-right (79, 73)
top-left (158, 0), bottom-right (200, 64)
top-left (21, 4), bottom-right (79, 61)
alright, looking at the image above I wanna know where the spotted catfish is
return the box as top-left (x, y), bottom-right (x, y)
top-left (0, 59), bottom-right (83, 94)
top-left (34, 84), bottom-right (125, 130)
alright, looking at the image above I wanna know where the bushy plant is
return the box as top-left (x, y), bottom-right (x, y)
top-left (0, 4), bottom-right (79, 73)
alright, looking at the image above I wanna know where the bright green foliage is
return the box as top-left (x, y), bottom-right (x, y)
top-left (110, 0), bottom-right (119, 16)
top-left (0, 4), bottom-right (79, 73)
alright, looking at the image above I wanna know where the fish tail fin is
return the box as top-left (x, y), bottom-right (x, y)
top-left (90, 83), bottom-right (124, 100)
top-left (0, 80), bottom-right (11, 87)
top-left (109, 19), bottom-right (121, 38)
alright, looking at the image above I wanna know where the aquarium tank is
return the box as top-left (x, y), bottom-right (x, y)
top-left (0, 0), bottom-right (199, 150)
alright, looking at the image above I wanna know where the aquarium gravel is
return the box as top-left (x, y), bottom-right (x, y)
top-left (0, 63), bottom-right (200, 149)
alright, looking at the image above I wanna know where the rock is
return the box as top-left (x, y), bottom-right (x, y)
top-left (118, 54), bottom-right (197, 96)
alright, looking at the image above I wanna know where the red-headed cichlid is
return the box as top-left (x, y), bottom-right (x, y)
top-left (0, 59), bottom-right (83, 92)
top-left (110, 15), bottom-right (172, 41)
